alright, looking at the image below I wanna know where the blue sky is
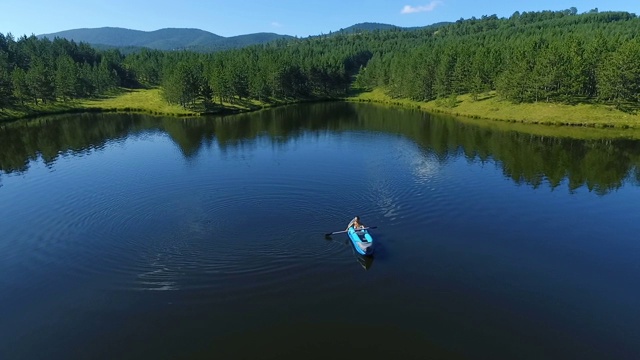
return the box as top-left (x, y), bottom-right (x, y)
top-left (2, 0), bottom-right (638, 37)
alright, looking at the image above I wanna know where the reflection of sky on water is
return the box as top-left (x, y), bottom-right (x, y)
top-left (410, 155), bottom-right (440, 185)
top-left (365, 140), bottom-right (442, 223)
top-left (372, 178), bottom-right (401, 221)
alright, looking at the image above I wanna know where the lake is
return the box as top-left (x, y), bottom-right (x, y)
top-left (1, 102), bottom-right (639, 359)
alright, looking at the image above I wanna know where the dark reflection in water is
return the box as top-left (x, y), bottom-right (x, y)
top-left (2, 103), bottom-right (639, 194)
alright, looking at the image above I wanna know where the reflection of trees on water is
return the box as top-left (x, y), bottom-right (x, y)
top-left (1, 103), bottom-right (639, 194)
top-left (351, 104), bottom-right (640, 194)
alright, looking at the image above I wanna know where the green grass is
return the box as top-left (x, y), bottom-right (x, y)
top-left (0, 88), bottom-right (197, 121)
top-left (80, 88), bottom-right (198, 116)
top-left (81, 87), bottom-right (277, 115)
top-left (0, 100), bottom-right (87, 120)
top-left (0, 87), bottom-right (277, 122)
top-left (349, 88), bottom-right (640, 129)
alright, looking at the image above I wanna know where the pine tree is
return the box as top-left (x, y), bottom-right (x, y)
top-left (12, 68), bottom-right (30, 105)
top-left (55, 55), bottom-right (78, 101)
top-left (597, 39), bottom-right (640, 109)
top-left (0, 51), bottom-right (12, 108)
top-left (26, 59), bottom-right (54, 104)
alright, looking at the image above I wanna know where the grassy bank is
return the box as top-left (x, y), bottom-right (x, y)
top-left (0, 88), bottom-right (274, 122)
top-left (81, 88), bottom-right (279, 116)
top-left (80, 88), bottom-right (199, 116)
top-left (349, 88), bottom-right (640, 129)
top-left (0, 88), bottom-right (196, 121)
top-left (3, 86), bottom-right (640, 134)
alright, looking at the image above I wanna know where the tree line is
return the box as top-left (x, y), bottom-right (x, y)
top-left (1, 8), bottom-right (639, 113)
top-left (127, 40), bottom-right (371, 109)
top-left (0, 34), bottom-right (135, 109)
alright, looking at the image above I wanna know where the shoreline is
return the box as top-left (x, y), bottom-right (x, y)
top-left (0, 88), bottom-right (335, 123)
top-left (2, 87), bottom-right (639, 131)
top-left (347, 88), bottom-right (640, 130)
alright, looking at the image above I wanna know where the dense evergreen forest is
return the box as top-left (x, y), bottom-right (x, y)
top-left (0, 8), bottom-right (639, 114)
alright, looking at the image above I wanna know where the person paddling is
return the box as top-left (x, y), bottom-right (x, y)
top-left (346, 216), bottom-right (365, 231)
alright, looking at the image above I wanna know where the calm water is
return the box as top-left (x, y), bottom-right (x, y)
top-left (1, 103), bottom-right (639, 359)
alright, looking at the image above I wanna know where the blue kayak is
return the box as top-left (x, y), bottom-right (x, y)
top-left (348, 227), bottom-right (374, 255)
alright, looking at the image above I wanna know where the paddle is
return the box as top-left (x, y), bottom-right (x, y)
top-left (324, 226), bottom-right (377, 237)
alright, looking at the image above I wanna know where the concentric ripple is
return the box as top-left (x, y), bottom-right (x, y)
top-left (0, 123), bottom-right (490, 302)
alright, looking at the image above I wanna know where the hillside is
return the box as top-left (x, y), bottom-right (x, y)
top-left (38, 27), bottom-right (294, 52)
top-left (334, 21), bottom-right (452, 34)
top-left (335, 22), bottom-right (400, 33)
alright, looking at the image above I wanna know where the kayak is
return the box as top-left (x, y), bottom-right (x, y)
top-left (348, 227), bottom-right (374, 255)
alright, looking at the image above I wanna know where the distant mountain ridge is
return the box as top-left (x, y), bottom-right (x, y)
top-left (38, 27), bottom-right (294, 52)
top-left (38, 22), bottom-right (452, 52)
top-left (335, 22), bottom-right (401, 33)
top-left (333, 21), bottom-right (451, 34)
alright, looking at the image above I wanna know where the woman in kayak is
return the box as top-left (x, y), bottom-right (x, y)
top-left (346, 216), bottom-right (365, 230)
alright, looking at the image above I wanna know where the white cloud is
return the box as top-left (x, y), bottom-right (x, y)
top-left (401, 1), bottom-right (442, 14)
top-left (271, 21), bottom-right (283, 28)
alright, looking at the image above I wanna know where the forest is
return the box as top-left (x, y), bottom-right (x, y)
top-left (0, 8), bottom-right (639, 114)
